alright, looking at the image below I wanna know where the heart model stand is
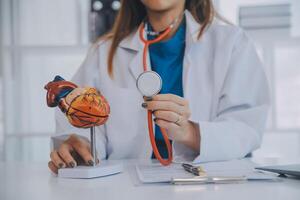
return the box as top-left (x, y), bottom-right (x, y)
top-left (45, 76), bottom-right (122, 179)
top-left (58, 127), bottom-right (122, 179)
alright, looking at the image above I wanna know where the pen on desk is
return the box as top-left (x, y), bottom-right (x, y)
top-left (182, 163), bottom-right (206, 176)
top-left (182, 164), bottom-right (199, 176)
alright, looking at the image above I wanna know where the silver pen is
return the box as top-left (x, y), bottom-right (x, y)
top-left (171, 176), bottom-right (247, 185)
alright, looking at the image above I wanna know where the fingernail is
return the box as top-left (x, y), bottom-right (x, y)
top-left (141, 103), bottom-right (148, 108)
top-left (144, 96), bottom-right (153, 101)
top-left (88, 160), bottom-right (94, 166)
top-left (58, 163), bottom-right (64, 168)
top-left (69, 162), bottom-right (76, 168)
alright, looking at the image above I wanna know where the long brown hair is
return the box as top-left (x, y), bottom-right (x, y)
top-left (105, 0), bottom-right (215, 77)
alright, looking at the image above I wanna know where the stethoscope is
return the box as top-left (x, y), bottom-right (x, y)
top-left (136, 14), bottom-right (183, 166)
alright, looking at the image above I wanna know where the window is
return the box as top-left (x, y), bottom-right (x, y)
top-left (218, 0), bottom-right (300, 158)
top-left (0, 0), bottom-right (90, 161)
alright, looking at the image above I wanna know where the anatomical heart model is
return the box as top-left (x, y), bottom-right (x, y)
top-left (44, 75), bottom-right (110, 128)
top-left (44, 76), bottom-right (111, 178)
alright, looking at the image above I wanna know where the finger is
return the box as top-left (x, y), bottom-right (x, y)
top-left (143, 96), bottom-right (153, 101)
top-left (71, 141), bottom-right (94, 166)
top-left (152, 94), bottom-right (188, 106)
top-left (70, 150), bottom-right (86, 166)
top-left (50, 150), bottom-right (66, 169)
top-left (48, 161), bottom-right (58, 174)
top-left (153, 110), bottom-right (182, 124)
top-left (144, 100), bottom-right (184, 115)
top-left (58, 143), bottom-right (77, 167)
top-left (155, 118), bottom-right (180, 130)
top-left (155, 119), bottom-right (180, 140)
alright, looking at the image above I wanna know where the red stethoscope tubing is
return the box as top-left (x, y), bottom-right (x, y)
top-left (139, 23), bottom-right (173, 166)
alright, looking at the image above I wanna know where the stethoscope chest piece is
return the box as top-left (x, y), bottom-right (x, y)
top-left (136, 71), bottom-right (162, 97)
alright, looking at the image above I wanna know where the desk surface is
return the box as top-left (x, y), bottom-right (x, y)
top-left (0, 159), bottom-right (300, 200)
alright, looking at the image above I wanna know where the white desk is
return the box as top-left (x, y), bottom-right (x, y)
top-left (0, 159), bottom-right (299, 200)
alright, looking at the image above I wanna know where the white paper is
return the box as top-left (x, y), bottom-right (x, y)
top-left (136, 159), bottom-right (278, 183)
top-left (136, 163), bottom-right (194, 183)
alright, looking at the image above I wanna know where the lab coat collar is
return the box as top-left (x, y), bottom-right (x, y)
top-left (119, 28), bottom-right (142, 52)
top-left (120, 10), bottom-right (202, 81)
top-left (119, 10), bottom-right (201, 51)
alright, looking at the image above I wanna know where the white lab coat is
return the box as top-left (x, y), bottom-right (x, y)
top-left (53, 11), bottom-right (270, 163)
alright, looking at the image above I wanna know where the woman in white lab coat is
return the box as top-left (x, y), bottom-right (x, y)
top-left (48, 0), bottom-right (269, 173)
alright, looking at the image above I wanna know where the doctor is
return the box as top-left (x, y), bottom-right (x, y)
top-left (48, 0), bottom-right (269, 173)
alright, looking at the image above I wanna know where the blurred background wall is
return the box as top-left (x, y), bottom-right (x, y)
top-left (0, 0), bottom-right (299, 162)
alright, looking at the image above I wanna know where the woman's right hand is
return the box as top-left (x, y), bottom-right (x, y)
top-left (48, 134), bottom-right (98, 174)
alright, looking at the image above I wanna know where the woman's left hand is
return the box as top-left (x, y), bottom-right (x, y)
top-left (142, 94), bottom-right (200, 151)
